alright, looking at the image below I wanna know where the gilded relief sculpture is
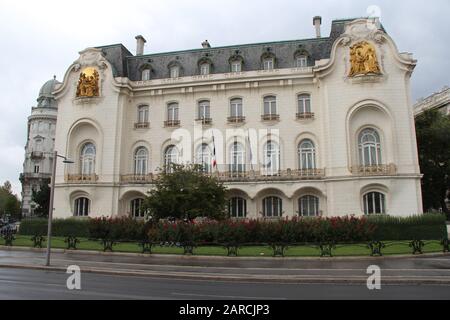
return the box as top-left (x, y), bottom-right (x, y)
top-left (349, 41), bottom-right (381, 77)
top-left (76, 67), bottom-right (100, 97)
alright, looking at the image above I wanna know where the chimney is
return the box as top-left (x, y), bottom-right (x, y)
top-left (313, 16), bottom-right (322, 38)
top-left (201, 40), bottom-right (211, 48)
top-left (135, 35), bottom-right (147, 55)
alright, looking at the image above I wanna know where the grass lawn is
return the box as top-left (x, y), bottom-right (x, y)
top-left (0, 235), bottom-right (444, 257)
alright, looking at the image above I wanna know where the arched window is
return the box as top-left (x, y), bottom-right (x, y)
top-left (263, 58), bottom-right (274, 70)
top-left (170, 65), bottom-right (180, 78)
top-left (296, 55), bottom-right (308, 68)
top-left (231, 60), bottom-right (242, 72)
top-left (74, 197), bottom-right (90, 217)
top-left (80, 143), bottom-right (96, 175)
top-left (230, 98), bottom-right (243, 117)
top-left (134, 147), bottom-right (148, 175)
top-left (167, 103), bottom-right (179, 121)
top-left (263, 96), bottom-right (277, 115)
top-left (299, 195), bottom-right (319, 217)
top-left (359, 128), bottom-right (382, 166)
top-left (262, 196), bottom-right (282, 217)
top-left (198, 100), bottom-right (210, 120)
top-left (363, 192), bottom-right (386, 215)
top-left (196, 143), bottom-right (212, 173)
top-left (164, 145), bottom-right (179, 173)
top-left (200, 63), bottom-right (210, 75)
top-left (141, 69), bottom-right (151, 81)
top-left (229, 197), bottom-right (247, 218)
top-left (298, 94), bottom-right (311, 114)
top-left (229, 142), bottom-right (245, 174)
top-left (298, 139), bottom-right (316, 170)
top-left (131, 198), bottom-right (145, 218)
top-left (263, 140), bottom-right (280, 175)
top-left (137, 105), bottom-right (149, 123)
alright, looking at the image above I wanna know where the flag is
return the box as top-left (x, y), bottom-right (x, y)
top-left (211, 133), bottom-right (217, 169)
top-left (247, 130), bottom-right (254, 171)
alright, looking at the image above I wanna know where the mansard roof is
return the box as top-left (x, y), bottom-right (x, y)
top-left (96, 18), bottom-right (385, 81)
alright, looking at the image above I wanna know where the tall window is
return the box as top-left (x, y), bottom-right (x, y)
top-left (231, 61), bottom-right (242, 72)
top-left (164, 145), bottom-right (179, 173)
top-left (134, 147), bottom-right (148, 175)
top-left (296, 56), bottom-right (308, 68)
top-left (262, 196), bottom-right (282, 217)
top-left (80, 143), bottom-right (95, 175)
top-left (299, 195), bottom-right (319, 217)
top-left (200, 63), bottom-right (210, 75)
top-left (131, 198), bottom-right (145, 218)
top-left (230, 98), bottom-right (243, 117)
top-left (167, 103), bottom-right (179, 121)
top-left (229, 197), bottom-right (247, 218)
top-left (198, 100), bottom-right (210, 119)
top-left (170, 66), bottom-right (179, 78)
top-left (363, 192), bottom-right (386, 215)
top-left (298, 139), bottom-right (316, 170)
top-left (263, 96), bottom-right (277, 115)
top-left (141, 69), bottom-right (151, 81)
top-left (196, 143), bottom-right (212, 173)
top-left (359, 128), bottom-right (382, 166)
top-left (298, 94), bottom-right (311, 114)
top-left (263, 58), bottom-right (274, 70)
top-left (230, 142), bottom-right (245, 174)
top-left (138, 105), bottom-right (149, 123)
top-left (74, 197), bottom-right (90, 217)
top-left (263, 140), bottom-right (280, 175)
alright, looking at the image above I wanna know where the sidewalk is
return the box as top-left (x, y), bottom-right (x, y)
top-left (1, 246), bottom-right (450, 284)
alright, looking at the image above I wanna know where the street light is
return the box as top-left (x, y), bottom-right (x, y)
top-left (45, 151), bottom-right (74, 266)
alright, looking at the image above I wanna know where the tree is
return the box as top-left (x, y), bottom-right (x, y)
top-left (415, 109), bottom-right (450, 216)
top-left (31, 179), bottom-right (51, 218)
top-left (143, 164), bottom-right (228, 221)
top-left (0, 181), bottom-right (21, 220)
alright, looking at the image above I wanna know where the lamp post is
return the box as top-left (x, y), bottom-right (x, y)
top-left (45, 151), bottom-right (73, 266)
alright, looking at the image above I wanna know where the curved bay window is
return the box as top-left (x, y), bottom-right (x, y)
top-left (229, 142), bottom-right (245, 175)
top-left (164, 145), bottom-right (179, 173)
top-left (131, 198), bottom-right (145, 218)
top-left (298, 139), bottom-right (316, 170)
top-left (363, 192), bottom-right (386, 215)
top-left (299, 195), bottom-right (319, 217)
top-left (74, 197), bottom-right (90, 217)
top-left (80, 143), bottom-right (96, 175)
top-left (229, 197), bottom-right (247, 218)
top-left (359, 128), bottom-right (382, 166)
top-left (134, 147), bottom-right (148, 175)
top-left (196, 143), bottom-right (212, 173)
top-left (263, 140), bottom-right (280, 175)
top-left (262, 196), bottom-right (282, 218)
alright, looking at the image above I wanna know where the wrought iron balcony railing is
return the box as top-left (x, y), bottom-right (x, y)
top-left (261, 114), bottom-right (280, 121)
top-left (296, 112), bottom-right (315, 120)
top-left (195, 117), bottom-right (212, 125)
top-left (134, 122), bottom-right (150, 129)
top-left (227, 116), bottom-right (245, 123)
top-left (65, 174), bottom-right (99, 183)
top-left (30, 151), bottom-right (44, 159)
top-left (164, 120), bottom-right (180, 127)
top-left (120, 174), bottom-right (155, 184)
top-left (350, 164), bottom-right (397, 176)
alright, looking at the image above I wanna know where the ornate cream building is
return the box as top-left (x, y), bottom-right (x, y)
top-left (51, 17), bottom-right (423, 219)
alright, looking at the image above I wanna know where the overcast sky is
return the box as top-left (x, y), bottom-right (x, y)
top-left (0, 0), bottom-right (449, 197)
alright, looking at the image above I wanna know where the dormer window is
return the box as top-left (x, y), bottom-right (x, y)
top-left (141, 69), bottom-right (151, 81)
top-left (170, 66), bottom-right (180, 78)
top-left (263, 58), bottom-right (274, 70)
top-left (231, 61), bottom-right (242, 72)
top-left (296, 55), bottom-right (308, 68)
top-left (200, 63), bottom-right (210, 75)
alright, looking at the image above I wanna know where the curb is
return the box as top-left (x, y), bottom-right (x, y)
top-left (1, 263), bottom-right (450, 285)
top-left (1, 245), bottom-right (448, 261)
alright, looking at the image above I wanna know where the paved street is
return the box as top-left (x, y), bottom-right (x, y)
top-left (1, 267), bottom-right (450, 300)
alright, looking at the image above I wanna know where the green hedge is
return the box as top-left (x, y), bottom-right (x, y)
top-left (19, 218), bottom-right (90, 238)
top-left (369, 214), bottom-right (447, 240)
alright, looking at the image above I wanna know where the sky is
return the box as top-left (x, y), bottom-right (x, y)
top-left (0, 0), bottom-right (449, 198)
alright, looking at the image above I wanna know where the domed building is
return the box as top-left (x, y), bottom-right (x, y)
top-left (21, 77), bottom-right (60, 217)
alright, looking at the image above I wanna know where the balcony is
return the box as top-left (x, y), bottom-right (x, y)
top-left (350, 164), bottom-right (397, 176)
top-left (296, 112), bottom-right (315, 120)
top-left (120, 174), bottom-right (155, 184)
top-left (164, 120), bottom-right (180, 127)
top-left (261, 114), bottom-right (280, 121)
top-left (134, 122), bottom-right (150, 129)
top-left (30, 151), bottom-right (44, 159)
top-left (195, 117), bottom-right (212, 125)
top-left (227, 116), bottom-right (245, 124)
top-left (212, 167), bottom-right (325, 182)
top-left (65, 174), bottom-right (99, 183)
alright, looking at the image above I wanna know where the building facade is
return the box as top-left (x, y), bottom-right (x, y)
top-left (51, 17), bottom-right (423, 219)
top-left (21, 78), bottom-right (59, 217)
top-left (414, 86), bottom-right (450, 117)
